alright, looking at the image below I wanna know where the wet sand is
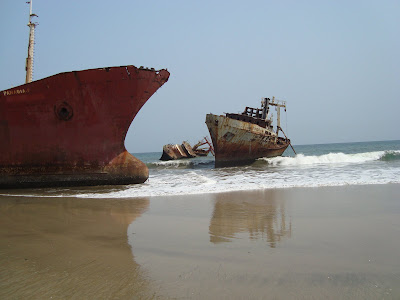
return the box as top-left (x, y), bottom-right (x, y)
top-left (1, 184), bottom-right (400, 299)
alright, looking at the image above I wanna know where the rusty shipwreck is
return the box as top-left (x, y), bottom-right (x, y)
top-left (160, 142), bottom-right (197, 161)
top-left (0, 2), bottom-right (170, 188)
top-left (159, 138), bottom-right (214, 161)
top-left (206, 97), bottom-right (294, 167)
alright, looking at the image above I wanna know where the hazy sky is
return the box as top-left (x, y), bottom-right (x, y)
top-left (1, 0), bottom-right (399, 153)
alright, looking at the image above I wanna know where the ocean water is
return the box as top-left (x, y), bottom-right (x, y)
top-left (2, 140), bottom-right (400, 198)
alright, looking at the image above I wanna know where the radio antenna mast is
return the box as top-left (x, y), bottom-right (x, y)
top-left (25, 0), bottom-right (38, 83)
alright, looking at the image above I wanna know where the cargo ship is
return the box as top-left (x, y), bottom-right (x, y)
top-left (0, 2), bottom-right (169, 188)
top-left (206, 97), bottom-right (294, 167)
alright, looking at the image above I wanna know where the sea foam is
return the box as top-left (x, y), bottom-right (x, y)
top-left (2, 149), bottom-right (399, 199)
top-left (261, 150), bottom-right (398, 166)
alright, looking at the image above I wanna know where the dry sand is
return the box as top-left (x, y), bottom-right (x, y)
top-left (1, 184), bottom-right (400, 299)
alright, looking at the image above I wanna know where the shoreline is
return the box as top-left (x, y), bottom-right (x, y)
top-left (1, 184), bottom-right (400, 299)
top-left (1, 181), bottom-right (400, 200)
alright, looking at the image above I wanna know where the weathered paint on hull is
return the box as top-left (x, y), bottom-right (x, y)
top-left (0, 66), bottom-right (170, 188)
top-left (206, 114), bottom-right (289, 167)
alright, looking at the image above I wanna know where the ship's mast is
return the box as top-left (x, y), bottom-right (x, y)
top-left (268, 96), bottom-right (287, 136)
top-left (25, 0), bottom-right (38, 83)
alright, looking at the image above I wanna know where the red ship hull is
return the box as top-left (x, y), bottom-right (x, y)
top-left (0, 65), bottom-right (169, 188)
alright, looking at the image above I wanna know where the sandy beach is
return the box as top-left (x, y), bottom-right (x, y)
top-left (1, 184), bottom-right (400, 299)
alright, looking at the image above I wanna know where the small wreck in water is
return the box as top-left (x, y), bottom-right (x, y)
top-left (160, 142), bottom-right (196, 161)
top-left (159, 138), bottom-right (214, 161)
top-left (206, 97), bottom-right (295, 167)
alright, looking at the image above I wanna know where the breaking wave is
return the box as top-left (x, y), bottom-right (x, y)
top-left (1, 146), bottom-right (399, 199)
top-left (260, 150), bottom-right (400, 166)
top-left (148, 150), bottom-right (400, 170)
top-left (148, 159), bottom-right (194, 168)
top-left (380, 150), bottom-right (400, 161)
top-left (147, 159), bottom-right (214, 169)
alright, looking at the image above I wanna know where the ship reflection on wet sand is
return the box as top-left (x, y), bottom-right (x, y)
top-left (209, 190), bottom-right (292, 247)
top-left (2, 185), bottom-right (400, 299)
top-left (127, 190), bottom-right (296, 299)
top-left (0, 195), bottom-right (155, 299)
top-left (129, 186), bottom-right (400, 299)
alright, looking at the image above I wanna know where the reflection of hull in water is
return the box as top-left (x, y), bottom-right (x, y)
top-left (0, 66), bottom-right (169, 188)
top-left (209, 190), bottom-right (292, 248)
top-left (0, 195), bottom-right (153, 298)
top-left (206, 114), bottom-right (290, 167)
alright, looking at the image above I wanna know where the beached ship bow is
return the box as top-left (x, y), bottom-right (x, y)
top-left (0, 66), bottom-right (170, 188)
top-left (1, 2), bottom-right (170, 188)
